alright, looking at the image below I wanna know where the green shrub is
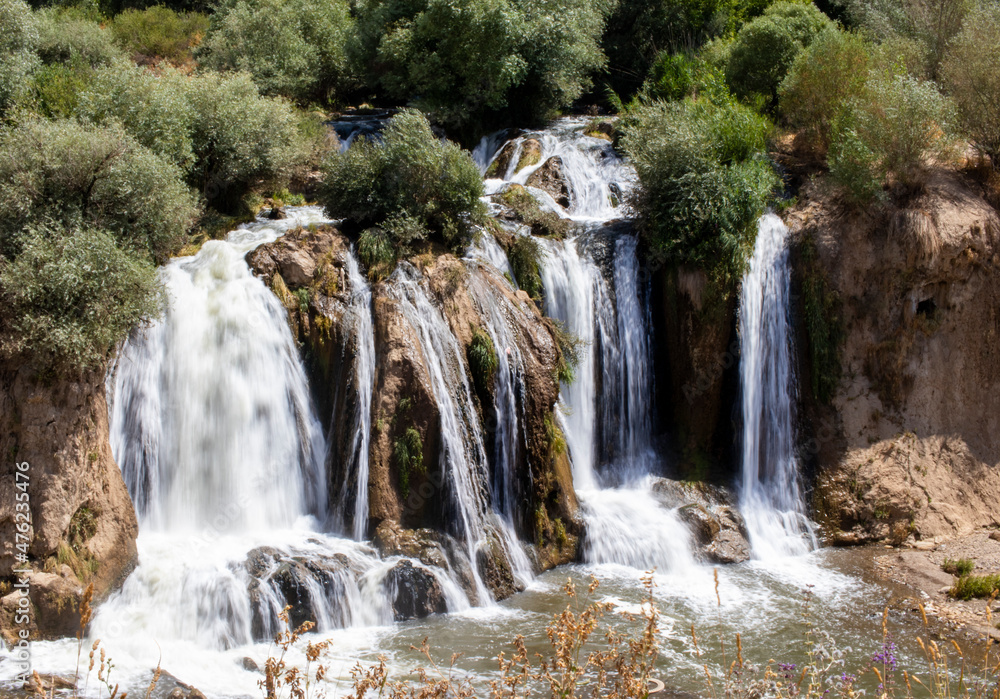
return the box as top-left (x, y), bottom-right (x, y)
top-left (184, 71), bottom-right (303, 213)
top-left (467, 326), bottom-right (498, 395)
top-left (550, 319), bottom-right (581, 385)
top-left (32, 62), bottom-right (94, 118)
top-left (506, 234), bottom-right (543, 299)
top-left (779, 29), bottom-right (871, 151)
top-left (725, 1), bottom-right (834, 108)
top-left (0, 118), bottom-right (199, 262)
top-left (76, 63), bottom-right (195, 170)
top-left (319, 109), bottom-right (486, 252)
top-left (0, 224), bottom-right (163, 374)
top-left (198, 0), bottom-right (352, 103)
top-left (34, 8), bottom-right (124, 68)
top-left (941, 557), bottom-right (975, 577)
top-left (110, 6), bottom-right (209, 65)
top-left (498, 185), bottom-right (568, 238)
top-left (0, 0), bottom-right (39, 117)
top-left (356, 227), bottom-right (396, 280)
top-left (622, 97), bottom-right (779, 286)
top-left (941, 4), bottom-right (1000, 167)
top-left (950, 573), bottom-right (1000, 600)
top-left (829, 73), bottom-right (958, 202)
top-left (393, 427), bottom-right (424, 499)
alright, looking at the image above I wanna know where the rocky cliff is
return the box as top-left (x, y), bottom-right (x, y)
top-left (0, 364), bottom-right (138, 642)
top-left (788, 170), bottom-right (1000, 544)
top-left (248, 225), bottom-right (580, 601)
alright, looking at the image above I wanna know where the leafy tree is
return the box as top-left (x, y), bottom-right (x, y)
top-left (941, 4), bottom-right (1000, 167)
top-left (319, 109), bottom-right (486, 254)
top-left (725, 1), bottom-right (835, 108)
top-left (601, 0), bottom-right (772, 98)
top-left (0, 118), bottom-right (199, 262)
top-left (110, 6), bottom-right (209, 65)
top-left (779, 29), bottom-right (870, 150)
top-left (184, 71), bottom-right (303, 212)
top-left (622, 96), bottom-right (779, 285)
top-left (838, 0), bottom-right (970, 78)
top-left (829, 73), bottom-right (958, 202)
top-left (77, 63), bottom-right (196, 170)
top-left (352, 0), bottom-right (609, 131)
top-left (0, 224), bottom-right (163, 374)
top-left (0, 0), bottom-right (39, 117)
top-left (35, 7), bottom-right (125, 68)
top-left (197, 0), bottom-right (353, 103)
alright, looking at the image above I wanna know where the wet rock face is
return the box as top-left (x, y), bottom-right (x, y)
top-left (526, 157), bottom-right (570, 209)
top-left (651, 479), bottom-right (751, 564)
top-left (0, 364), bottom-right (139, 643)
top-left (384, 559), bottom-right (447, 621)
top-left (245, 547), bottom-right (355, 639)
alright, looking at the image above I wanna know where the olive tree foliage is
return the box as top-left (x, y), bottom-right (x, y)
top-left (197, 0), bottom-right (353, 103)
top-left (318, 109), bottom-right (486, 255)
top-left (837, 0), bottom-right (972, 78)
top-left (0, 118), bottom-right (199, 262)
top-left (0, 224), bottom-right (163, 373)
top-left (725, 1), bottom-right (835, 108)
top-left (941, 4), bottom-right (1000, 167)
top-left (0, 0), bottom-right (39, 117)
top-left (352, 0), bottom-right (610, 131)
top-left (34, 7), bottom-right (125, 68)
top-left (75, 65), bottom-right (308, 212)
top-left (622, 97), bottom-right (779, 286)
top-left (829, 73), bottom-right (959, 202)
top-left (779, 29), bottom-right (871, 150)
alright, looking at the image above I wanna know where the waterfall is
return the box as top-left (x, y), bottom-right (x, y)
top-left (539, 232), bottom-right (692, 572)
top-left (102, 208), bottom-right (458, 652)
top-left (738, 214), bottom-right (817, 559)
top-left (385, 265), bottom-right (500, 602)
top-left (335, 250), bottom-right (376, 541)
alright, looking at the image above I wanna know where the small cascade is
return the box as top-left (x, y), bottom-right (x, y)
top-left (335, 250), bottom-right (376, 541)
top-left (463, 262), bottom-right (536, 584)
top-left (481, 118), bottom-right (634, 221)
top-left (102, 208), bottom-right (458, 652)
top-left (385, 266), bottom-right (502, 602)
top-left (738, 214), bottom-right (817, 559)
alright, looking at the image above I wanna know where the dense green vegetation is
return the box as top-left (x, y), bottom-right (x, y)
top-left (318, 109), bottom-right (487, 258)
top-left (0, 0), bottom-right (996, 375)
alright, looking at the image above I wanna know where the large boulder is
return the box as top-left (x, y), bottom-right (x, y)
top-left (651, 479), bottom-right (751, 563)
top-left (383, 560), bottom-right (447, 621)
top-left (526, 157), bottom-right (570, 209)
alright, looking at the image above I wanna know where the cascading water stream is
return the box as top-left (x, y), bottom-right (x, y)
top-left (738, 214), bottom-right (817, 559)
top-left (333, 250), bottom-right (376, 541)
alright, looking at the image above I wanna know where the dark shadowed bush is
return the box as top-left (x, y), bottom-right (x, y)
top-left (319, 109), bottom-right (486, 254)
top-left (110, 6), bottom-right (209, 65)
top-left (506, 233), bottom-right (543, 299)
top-left (623, 97), bottom-right (778, 285)
top-left (725, 1), bottom-right (834, 108)
top-left (0, 118), bottom-right (199, 262)
top-left (0, 0), bottom-right (39, 117)
top-left (197, 0), bottom-right (352, 103)
top-left (0, 224), bottom-right (163, 374)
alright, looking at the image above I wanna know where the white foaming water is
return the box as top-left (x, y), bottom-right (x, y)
top-left (739, 214), bottom-right (817, 559)
top-left (479, 118), bottom-right (634, 222)
top-left (333, 250), bottom-right (376, 540)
